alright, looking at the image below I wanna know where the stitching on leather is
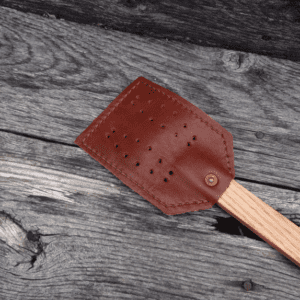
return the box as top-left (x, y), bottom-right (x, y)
top-left (81, 79), bottom-right (232, 209)
top-left (144, 82), bottom-right (232, 175)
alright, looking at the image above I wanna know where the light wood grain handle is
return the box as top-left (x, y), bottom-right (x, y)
top-left (217, 179), bottom-right (300, 268)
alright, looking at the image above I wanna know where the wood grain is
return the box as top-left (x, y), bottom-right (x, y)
top-left (0, 5), bottom-right (300, 300)
top-left (1, 0), bottom-right (300, 62)
top-left (218, 179), bottom-right (300, 269)
top-left (1, 132), bottom-right (300, 299)
top-left (0, 7), bottom-right (299, 190)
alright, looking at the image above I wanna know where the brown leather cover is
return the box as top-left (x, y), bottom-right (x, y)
top-left (74, 76), bottom-right (235, 215)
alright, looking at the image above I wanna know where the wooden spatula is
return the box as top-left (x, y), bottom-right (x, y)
top-left (74, 76), bottom-right (300, 268)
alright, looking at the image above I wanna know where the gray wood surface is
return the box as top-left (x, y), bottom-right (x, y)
top-left (1, 0), bottom-right (300, 62)
top-left (0, 5), bottom-right (300, 300)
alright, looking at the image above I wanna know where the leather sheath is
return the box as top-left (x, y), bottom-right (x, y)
top-left (74, 76), bottom-right (235, 215)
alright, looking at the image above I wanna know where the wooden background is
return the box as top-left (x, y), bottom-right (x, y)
top-left (0, 1), bottom-right (300, 299)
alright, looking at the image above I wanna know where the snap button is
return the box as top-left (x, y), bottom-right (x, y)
top-left (205, 174), bottom-right (218, 186)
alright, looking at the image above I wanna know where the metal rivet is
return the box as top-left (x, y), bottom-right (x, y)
top-left (243, 280), bottom-right (252, 291)
top-left (205, 174), bottom-right (218, 186)
top-left (255, 131), bottom-right (264, 139)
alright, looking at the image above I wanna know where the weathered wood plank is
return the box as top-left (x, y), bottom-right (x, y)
top-left (1, 0), bottom-right (300, 62)
top-left (0, 6), bottom-right (300, 299)
top-left (0, 6), bottom-right (299, 190)
top-left (1, 132), bottom-right (300, 300)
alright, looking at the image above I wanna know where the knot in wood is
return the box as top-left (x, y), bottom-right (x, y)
top-left (27, 231), bottom-right (39, 242)
top-left (222, 51), bottom-right (255, 73)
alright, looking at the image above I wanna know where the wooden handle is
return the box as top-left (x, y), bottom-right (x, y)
top-left (217, 179), bottom-right (300, 268)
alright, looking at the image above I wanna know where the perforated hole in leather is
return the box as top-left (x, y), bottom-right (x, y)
top-left (127, 89), bottom-right (208, 187)
top-left (103, 89), bottom-right (201, 185)
top-left (78, 77), bottom-right (235, 215)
